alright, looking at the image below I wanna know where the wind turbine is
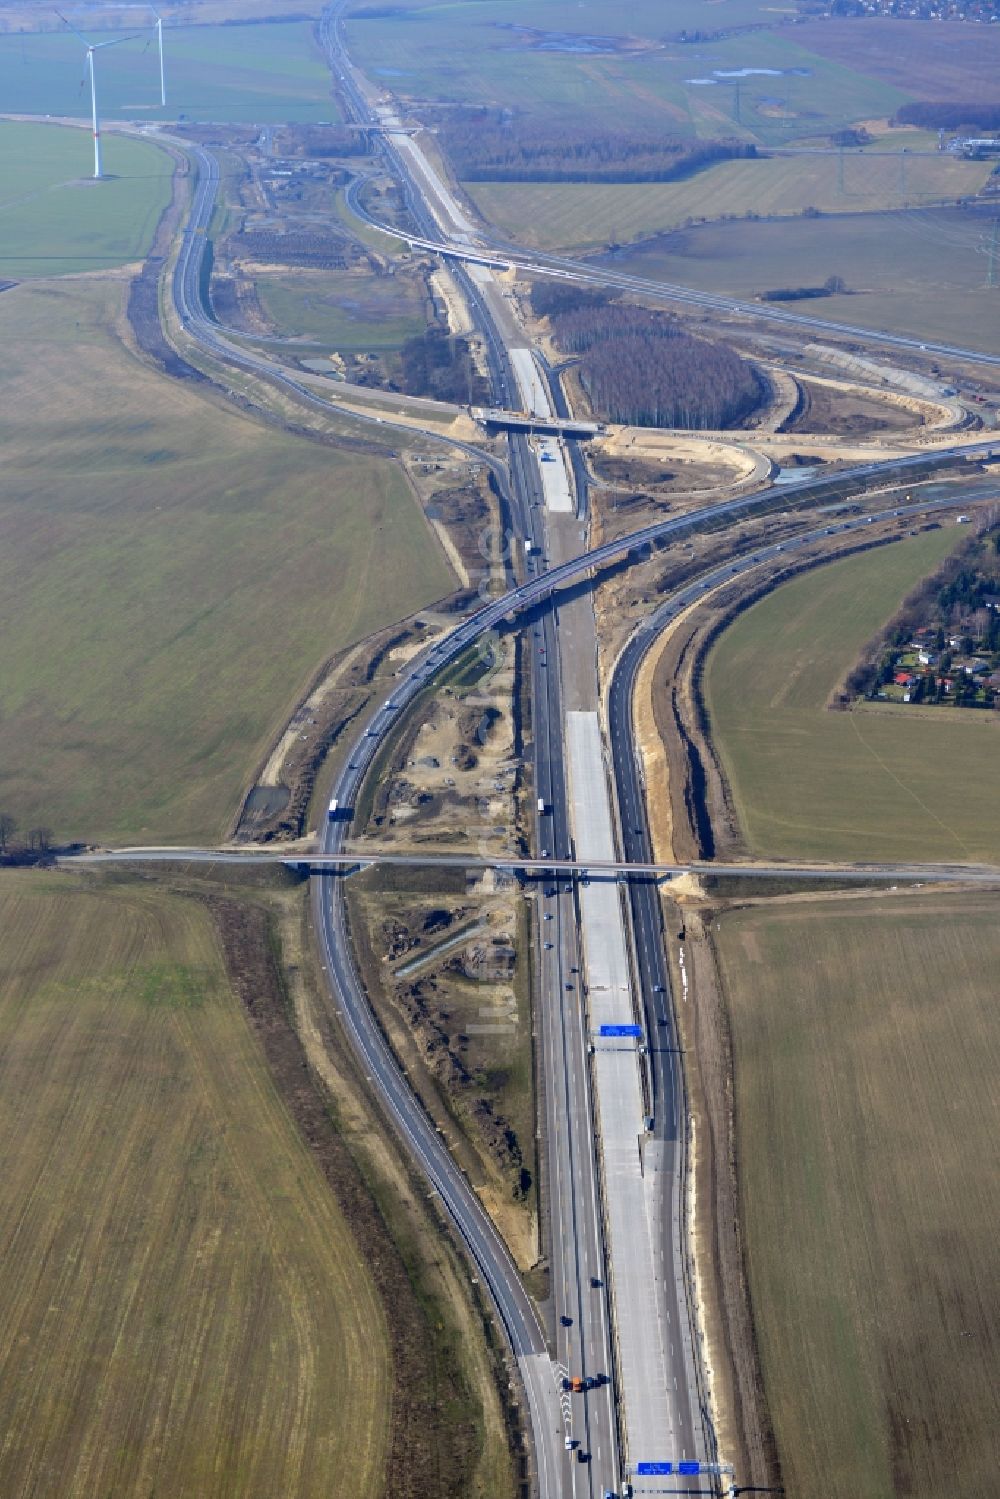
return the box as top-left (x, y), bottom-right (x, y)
top-left (56, 13), bottom-right (139, 179)
top-left (150, 6), bottom-right (165, 108)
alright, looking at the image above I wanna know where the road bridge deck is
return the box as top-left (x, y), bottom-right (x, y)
top-left (479, 409), bottom-right (604, 439)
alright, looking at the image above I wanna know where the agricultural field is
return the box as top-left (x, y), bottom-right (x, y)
top-left (603, 205), bottom-right (1000, 353)
top-left (794, 17), bottom-right (1000, 102)
top-left (714, 890), bottom-right (1000, 1499)
top-left (0, 1), bottom-right (321, 23)
top-left (464, 150), bottom-right (990, 252)
top-left (257, 267), bottom-right (429, 350)
top-left (0, 868), bottom-right (390, 1498)
top-left (703, 526), bottom-right (1000, 863)
top-left (0, 121), bottom-right (172, 277)
top-left (346, 0), bottom-right (909, 143)
top-left (0, 279), bottom-right (453, 844)
top-left (0, 20), bottom-right (338, 123)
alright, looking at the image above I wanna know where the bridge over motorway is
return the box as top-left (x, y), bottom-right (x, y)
top-left (66, 847), bottom-right (1000, 885)
top-left (476, 407), bottom-right (605, 439)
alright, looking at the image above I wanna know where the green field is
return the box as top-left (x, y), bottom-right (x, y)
top-left (715, 891), bottom-right (1000, 1499)
top-left (703, 527), bottom-right (1000, 863)
top-left (257, 268), bottom-right (428, 349)
top-left (346, 0), bottom-right (908, 142)
top-left (0, 121), bottom-right (173, 276)
top-left (465, 151), bottom-right (990, 251)
top-left (0, 279), bottom-right (454, 844)
top-left (602, 205), bottom-right (1000, 353)
top-left (0, 20), bottom-right (337, 124)
top-left (0, 869), bottom-right (390, 1498)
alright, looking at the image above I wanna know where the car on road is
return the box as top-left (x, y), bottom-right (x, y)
top-left (544, 941), bottom-right (554, 950)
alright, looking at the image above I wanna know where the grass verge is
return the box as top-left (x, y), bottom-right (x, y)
top-left (256, 266), bottom-right (428, 349)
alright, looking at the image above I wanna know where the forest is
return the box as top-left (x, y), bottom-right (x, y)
top-left (397, 330), bottom-right (489, 405)
top-left (532, 285), bottom-right (761, 429)
top-left (894, 102), bottom-right (1000, 129)
top-left (430, 109), bottom-right (756, 183)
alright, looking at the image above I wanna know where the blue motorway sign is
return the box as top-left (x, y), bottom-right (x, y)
top-left (635, 1461), bottom-right (704, 1476)
top-left (599, 1023), bottom-right (642, 1038)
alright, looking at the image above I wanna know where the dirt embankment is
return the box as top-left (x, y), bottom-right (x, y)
top-left (665, 900), bottom-right (784, 1492)
top-left (124, 146), bottom-right (209, 385)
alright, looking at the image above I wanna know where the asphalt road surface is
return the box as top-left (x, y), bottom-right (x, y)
top-left (150, 11), bottom-right (1000, 1491)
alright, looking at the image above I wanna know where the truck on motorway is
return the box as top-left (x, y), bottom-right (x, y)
top-left (537, 796), bottom-right (547, 815)
top-left (328, 797), bottom-right (345, 821)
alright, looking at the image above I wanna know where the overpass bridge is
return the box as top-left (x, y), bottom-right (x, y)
top-left (476, 407), bottom-right (604, 439)
top-left (65, 848), bottom-right (1000, 886)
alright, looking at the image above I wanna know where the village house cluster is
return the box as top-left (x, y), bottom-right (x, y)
top-left (877, 609), bottom-right (1000, 707)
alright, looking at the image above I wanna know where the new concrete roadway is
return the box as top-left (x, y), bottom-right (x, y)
top-left (155, 13), bottom-right (1000, 1492)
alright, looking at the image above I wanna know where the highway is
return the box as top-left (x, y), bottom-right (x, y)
top-left (167, 101), bottom-right (997, 1486)
top-left (339, 188), bottom-right (1000, 375)
top-left (308, 842), bottom-right (568, 1499)
top-left (321, 9), bottom-right (621, 1494)
top-left (154, 12), bottom-right (1000, 1493)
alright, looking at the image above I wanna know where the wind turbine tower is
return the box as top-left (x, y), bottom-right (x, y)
top-left (151, 7), bottom-right (166, 107)
top-left (56, 13), bottom-right (138, 179)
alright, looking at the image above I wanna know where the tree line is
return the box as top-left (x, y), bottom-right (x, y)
top-left (0, 815), bottom-right (56, 866)
top-left (534, 286), bottom-right (761, 430)
top-left (894, 102), bottom-right (1000, 130)
top-left (431, 108), bottom-right (756, 183)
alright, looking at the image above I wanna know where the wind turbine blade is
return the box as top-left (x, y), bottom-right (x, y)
top-left (91, 32), bottom-right (143, 50)
top-left (54, 9), bottom-right (90, 45)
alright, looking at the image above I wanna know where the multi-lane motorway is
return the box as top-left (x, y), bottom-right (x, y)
top-left (152, 12), bottom-right (1000, 1494)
